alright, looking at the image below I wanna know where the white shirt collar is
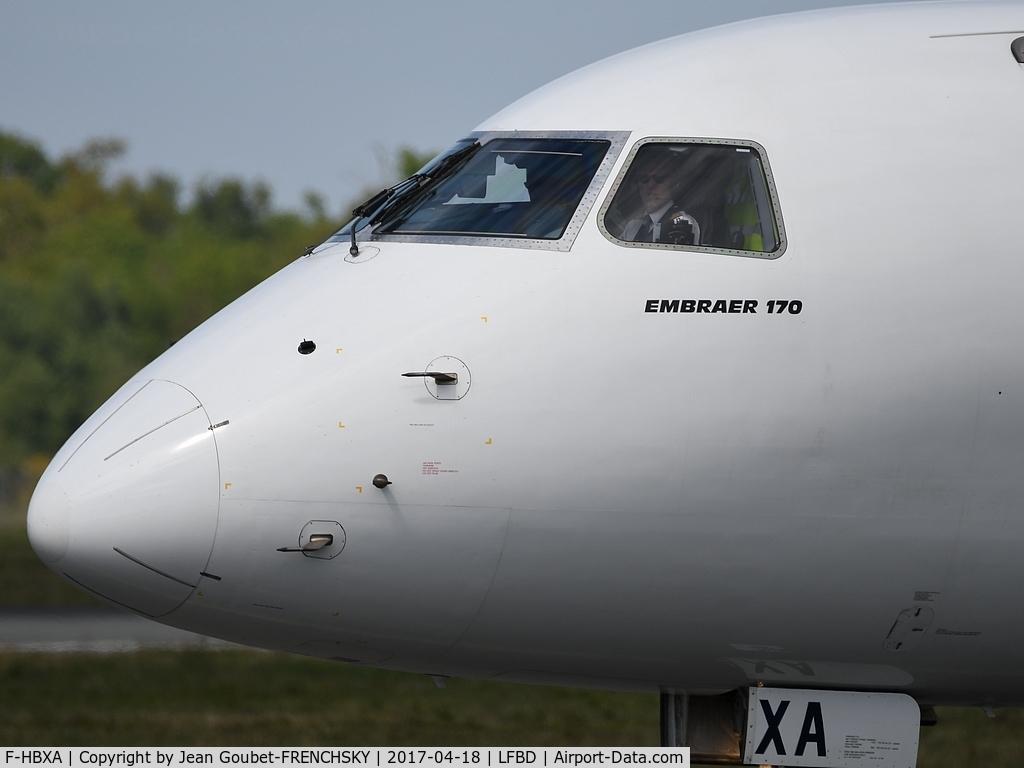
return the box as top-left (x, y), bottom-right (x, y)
top-left (647, 200), bottom-right (674, 224)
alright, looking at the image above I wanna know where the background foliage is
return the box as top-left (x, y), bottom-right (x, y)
top-left (0, 128), bottom-right (433, 502)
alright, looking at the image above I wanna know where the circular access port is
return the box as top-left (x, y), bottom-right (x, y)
top-left (422, 356), bottom-right (472, 401)
top-left (299, 520), bottom-right (346, 560)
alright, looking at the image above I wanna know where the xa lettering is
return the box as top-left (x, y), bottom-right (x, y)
top-left (755, 699), bottom-right (790, 755)
top-left (796, 702), bottom-right (827, 757)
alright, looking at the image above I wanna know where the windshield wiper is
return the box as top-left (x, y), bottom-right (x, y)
top-left (348, 179), bottom-right (416, 256)
top-left (348, 141), bottom-right (480, 256)
top-left (416, 141), bottom-right (480, 182)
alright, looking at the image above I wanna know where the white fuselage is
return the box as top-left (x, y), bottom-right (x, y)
top-left (28, 1), bottom-right (1024, 709)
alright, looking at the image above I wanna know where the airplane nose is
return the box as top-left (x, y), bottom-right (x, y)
top-left (27, 379), bottom-right (220, 617)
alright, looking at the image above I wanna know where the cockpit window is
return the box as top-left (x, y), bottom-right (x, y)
top-left (326, 131), bottom-right (629, 253)
top-left (375, 138), bottom-right (610, 239)
top-left (599, 139), bottom-right (786, 259)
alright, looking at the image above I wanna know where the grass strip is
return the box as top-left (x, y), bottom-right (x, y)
top-left (0, 650), bottom-right (1023, 767)
top-left (0, 651), bottom-right (656, 746)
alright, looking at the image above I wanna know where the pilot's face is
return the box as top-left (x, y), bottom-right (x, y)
top-left (637, 166), bottom-right (673, 213)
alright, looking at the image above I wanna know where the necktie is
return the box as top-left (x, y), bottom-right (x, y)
top-left (635, 215), bottom-right (654, 243)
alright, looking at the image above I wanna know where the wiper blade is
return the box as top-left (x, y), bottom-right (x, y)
top-left (347, 141), bottom-right (480, 256)
top-left (418, 140), bottom-right (480, 182)
top-left (351, 142), bottom-right (480, 221)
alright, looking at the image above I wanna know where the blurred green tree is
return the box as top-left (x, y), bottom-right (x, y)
top-left (193, 178), bottom-right (271, 238)
top-left (0, 128), bottom-right (429, 494)
top-left (397, 146), bottom-right (437, 179)
top-left (0, 131), bottom-right (62, 195)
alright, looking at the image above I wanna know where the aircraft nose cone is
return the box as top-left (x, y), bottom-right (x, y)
top-left (27, 379), bottom-right (221, 617)
top-left (26, 472), bottom-right (71, 564)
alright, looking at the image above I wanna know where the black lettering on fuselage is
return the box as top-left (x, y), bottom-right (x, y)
top-left (644, 299), bottom-right (770, 314)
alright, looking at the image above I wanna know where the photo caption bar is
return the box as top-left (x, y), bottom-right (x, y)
top-left (2, 750), bottom-right (688, 768)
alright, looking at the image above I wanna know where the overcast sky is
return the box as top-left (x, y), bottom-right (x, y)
top-left (1, 0), bottom-right (930, 213)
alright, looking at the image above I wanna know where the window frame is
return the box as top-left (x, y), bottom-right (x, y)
top-left (370, 130), bottom-right (630, 253)
top-left (597, 137), bottom-right (787, 260)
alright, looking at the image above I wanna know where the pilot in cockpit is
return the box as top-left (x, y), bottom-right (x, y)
top-left (621, 151), bottom-right (702, 246)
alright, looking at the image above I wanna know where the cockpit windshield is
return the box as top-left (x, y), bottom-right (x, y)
top-left (375, 138), bottom-right (610, 239)
top-left (327, 133), bottom-right (626, 252)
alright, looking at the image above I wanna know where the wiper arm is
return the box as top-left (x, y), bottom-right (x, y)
top-left (348, 177), bottom-right (420, 256)
top-left (348, 141), bottom-right (480, 256)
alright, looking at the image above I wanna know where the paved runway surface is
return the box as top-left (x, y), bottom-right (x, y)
top-left (0, 607), bottom-right (240, 652)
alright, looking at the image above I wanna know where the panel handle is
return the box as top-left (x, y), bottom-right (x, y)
top-left (277, 534), bottom-right (334, 553)
top-left (402, 371), bottom-right (458, 385)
